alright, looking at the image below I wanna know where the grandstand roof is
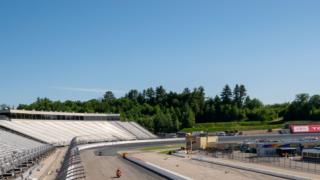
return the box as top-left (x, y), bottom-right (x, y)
top-left (0, 109), bottom-right (119, 117)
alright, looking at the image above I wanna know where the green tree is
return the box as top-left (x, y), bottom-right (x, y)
top-left (104, 91), bottom-right (116, 102)
top-left (239, 84), bottom-right (247, 107)
top-left (233, 84), bottom-right (241, 107)
top-left (221, 84), bottom-right (232, 104)
top-left (144, 88), bottom-right (155, 104)
top-left (181, 104), bottom-right (195, 128)
top-left (126, 89), bottom-right (139, 102)
top-left (155, 86), bottom-right (167, 105)
top-left (153, 110), bottom-right (173, 133)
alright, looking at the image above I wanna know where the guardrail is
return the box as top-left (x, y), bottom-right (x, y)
top-left (77, 138), bottom-right (184, 151)
top-left (55, 137), bottom-right (184, 180)
top-left (55, 138), bottom-right (85, 180)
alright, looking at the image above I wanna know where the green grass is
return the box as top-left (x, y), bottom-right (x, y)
top-left (139, 144), bottom-right (184, 151)
top-left (159, 150), bottom-right (173, 154)
top-left (181, 121), bottom-right (284, 133)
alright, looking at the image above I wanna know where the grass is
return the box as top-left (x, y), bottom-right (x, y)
top-left (181, 120), bottom-right (320, 133)
top-left (181, 121), bottom-right (284, 133)
top-left (139, 144), bottom-right (184, 152)
top-left (159, 150), bottom-right (173, 154)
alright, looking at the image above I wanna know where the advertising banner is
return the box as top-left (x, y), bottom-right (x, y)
top-left (290, 125), bottom-right (320, 133)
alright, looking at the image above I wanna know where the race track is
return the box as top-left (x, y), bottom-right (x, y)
top-left (80, 149), bottom-right (165, 180)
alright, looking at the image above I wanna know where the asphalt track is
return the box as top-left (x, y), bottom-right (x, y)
top-left (79, 134), bottom-right (320, 180)
top-left (80, 142), bottom-right (182, 180)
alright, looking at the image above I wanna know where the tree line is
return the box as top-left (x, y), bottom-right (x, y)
top-left (14, 85), bottom-right (320, 133)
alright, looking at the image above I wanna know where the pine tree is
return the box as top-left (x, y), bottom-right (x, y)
top-left (239, 85), bottom-right (247, 107)
top-left (221, 84), bottom-right (232, 104)
top-left (233, 84), bottom-right (241, 107)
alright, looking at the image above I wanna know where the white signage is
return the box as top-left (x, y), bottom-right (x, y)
top-left (293, 125), bottom-right (309, 133)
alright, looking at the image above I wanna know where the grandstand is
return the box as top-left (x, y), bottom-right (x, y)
top-left (0, 109), bottom-right (157, 179)
top-left (0, 128), bottom-right (53, 178)
top-left (0, 110), bottom-right (157, 146)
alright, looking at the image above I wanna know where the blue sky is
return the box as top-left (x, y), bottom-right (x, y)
top-left (1, 0), bottom-right (320, 106)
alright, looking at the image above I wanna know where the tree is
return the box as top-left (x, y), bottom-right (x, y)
top-left (221, 85), bottom-right (232, 104)
top-left (126, 89), bottom-right (139, 102)
top-left (18, 84), bottom-right (309, 133)
top-left (284, 93), bottom-right (311, 120)
top-left (309, 95), bottom-right (320, 109)
top-left (0, 104), bottom-right (9, 110)
top-left (104, 91), bottom-right (115, 102)
top-left (247, 108), bottom-right (277, 122)
top-left (144, 88), bottom-right (155, 104)
top-left (239, 84), bottom-right (247, 107)
top-left (233, 84), bottom-right (241, 107)
top-left (181, 104), bottom-right (195, 128)
top-left (245, 97), bottom-right (263, 109)
top-left (155, 86), bottom-right (167, 105)
top-left (170, 107), bottom-right (181, 132)
top-left (153, 110), bottom-right (173, 133)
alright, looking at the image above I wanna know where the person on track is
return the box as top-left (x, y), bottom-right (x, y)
top-left (116, 168), bottom-right (122, 178)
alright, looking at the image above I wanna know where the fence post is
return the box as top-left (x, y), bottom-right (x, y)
top-left (289, 158), bottom-right (291, 168)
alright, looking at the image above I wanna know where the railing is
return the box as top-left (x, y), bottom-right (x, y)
top-left (0, 144), bottom-right (54, 177)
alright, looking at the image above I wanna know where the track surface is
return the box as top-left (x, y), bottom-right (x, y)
top-left (80, 142), bottom-right (289, 180)
top-left (80, 149), bottom-right (165, 180)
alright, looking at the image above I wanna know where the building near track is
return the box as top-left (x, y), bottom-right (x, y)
top-left (185, 133), bottom-right (218, 150)
top-left (256, 142), bottom-right (301, 156)
top-left (248, 139), bottom-right (320, 156)
top-left (302, 147), bottom-right (320, 161)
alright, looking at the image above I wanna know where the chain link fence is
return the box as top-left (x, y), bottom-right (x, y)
top-left (207, 150), bottom-right (320, 174)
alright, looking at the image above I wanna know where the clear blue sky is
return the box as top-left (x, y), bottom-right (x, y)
top-left (1, 0), bottom-right (320, 106)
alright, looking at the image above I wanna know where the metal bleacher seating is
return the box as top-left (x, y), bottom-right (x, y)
top-left (130, 121), bottom-right (158, 138)
top-left (0, 120), bottom-right (157, 146)
top-left (0, 110), bottom-right (158, 179)
top-left (0, 128), bottom-right (53, 177)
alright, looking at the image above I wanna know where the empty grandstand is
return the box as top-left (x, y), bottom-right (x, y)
top-left (0, 110), bottom-right (157, 145)
top-left (0, 128), bottom-right (53, 178)
top-left (0, 109), bottom-right (158, 179)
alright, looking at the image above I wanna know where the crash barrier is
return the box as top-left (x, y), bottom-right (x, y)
top-left (55, 138), bottom-right (85, 180)
top-left (77, 138), bottom-right (185, 151)
top-left (56, 137), bottom-right (184, 180)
